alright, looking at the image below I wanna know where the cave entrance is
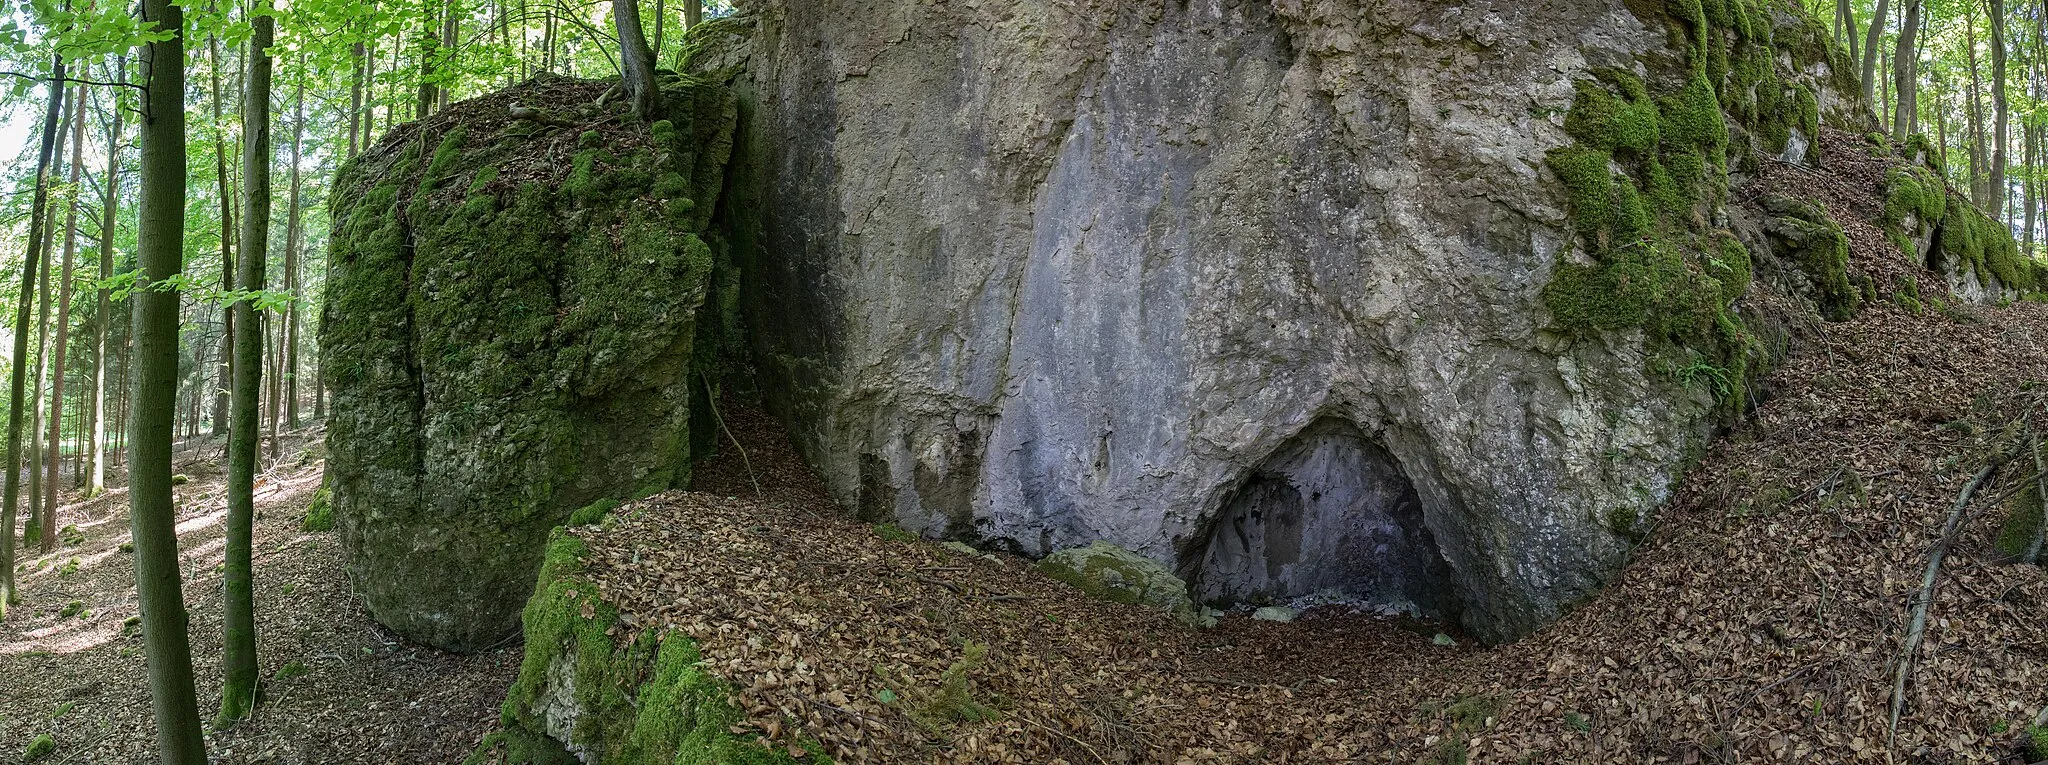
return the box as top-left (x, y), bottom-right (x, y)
top-left (1187, 418), bottom-right (1457, 620)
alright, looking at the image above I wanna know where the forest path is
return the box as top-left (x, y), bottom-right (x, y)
top-left (0, 428), bottom-right (516, 764)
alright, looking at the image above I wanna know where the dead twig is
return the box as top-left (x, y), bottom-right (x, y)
top-left (1015, 712), bottom-right (1111, 765)
top-left (703, 372), bottom-right (761, 498)
top-left (1889, 461), bottom-right (2001, 744)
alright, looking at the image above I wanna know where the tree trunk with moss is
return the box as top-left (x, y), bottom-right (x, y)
top-left (134, 0), bottom-right (208, 756)
top-left (417, 1), bottom-right (441, 118)
top-left (0, 56), bottom-right (67, 619)
top-left (218, 7), bottom-right (273, 729)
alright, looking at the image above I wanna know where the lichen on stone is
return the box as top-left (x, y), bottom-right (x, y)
top-left (1037, 542), bottom-right (1198, 624)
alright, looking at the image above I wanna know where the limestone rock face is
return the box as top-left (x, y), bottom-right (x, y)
top-left (720, 0), bottom-right (1860, 642)
top-left (321, 77), bottom-right (740, 652)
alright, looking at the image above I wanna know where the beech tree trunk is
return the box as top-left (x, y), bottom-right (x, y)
top-left (1992, 0), bottom-right (2010, 219)
top-left (209, 33), bottom-right (235, 439)
top-left (133, 0), bottom-right (208, 755)
top-left (217, 5), bottom-right (272, 729)
top-left (1862, 0), bottom-right (1892, 105)
top-left (417, 1), bottom-right (440, 117)
top-left (615, 0), bottom-right (663, 122)
top-left (285, 68), bottom-right (305, 430)
top-left (41, 86), bottom-right (88, 547)
top-left (1972, 14), bottom-right (1992, 206)
top-left (0, 56), bottom-right (67, 619)
top-left (1839, 0), bottom-right (1861, 65)
top-left (26, 102), bottom-right (69, 552)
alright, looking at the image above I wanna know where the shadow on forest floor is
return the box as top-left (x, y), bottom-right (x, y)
top-left (0, 425), bottom-right (517, 764)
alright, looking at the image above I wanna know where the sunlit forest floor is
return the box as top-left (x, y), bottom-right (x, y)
top-left (0, 426), bottom-right (518, 763)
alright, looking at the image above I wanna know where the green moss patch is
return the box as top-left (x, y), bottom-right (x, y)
top-left (22, 734), bottom-right (54, 762)
top-left (500, 530), bottom-right (826, 764)
top-left (302, 481), bottom-right (334, 532)
top-left (1546, 0), bottom-right (1855, 414)
top-left (1936, 195), bottom-right (2048, 296)
top-left (321, 74), bottom-right (745, 651)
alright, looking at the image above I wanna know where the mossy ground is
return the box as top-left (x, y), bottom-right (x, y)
top-left (301, 480), bottom-right (333, 532)
top-left (499, 530), bottom-right (826, 764)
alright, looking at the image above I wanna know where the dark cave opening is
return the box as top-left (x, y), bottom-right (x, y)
top-left (1186, 418), bottom-right (1457, 620)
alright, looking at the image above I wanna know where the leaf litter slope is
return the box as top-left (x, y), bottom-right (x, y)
top-left (543, 131), bottom-right (2048, 764)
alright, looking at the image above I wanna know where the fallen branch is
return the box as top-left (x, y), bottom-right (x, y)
top-left (1888, 461), bottom-right (2000, 745)
top-left (2027, 415), bottom-right (2047, 565)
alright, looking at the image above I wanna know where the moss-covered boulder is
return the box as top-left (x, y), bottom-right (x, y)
top-left (498, 530), bottom-right (824, 764)
top-left (321, 74), bottom-right (741, 652)
top-left (1036, 542), bottom-right (1197, 623)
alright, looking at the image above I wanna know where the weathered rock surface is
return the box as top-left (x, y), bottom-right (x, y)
top-left (1037, 541), bottom-right (1199, 622)
top-left (321, 77), bottom-right (740, 652)
top-left (713, 0), bottom-right (1865, 641)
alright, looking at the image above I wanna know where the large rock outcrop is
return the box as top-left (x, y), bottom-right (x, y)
top-left (712, 0), bottom-right (1866, 642)
top-left (320, 76), bottom-right (740, 651)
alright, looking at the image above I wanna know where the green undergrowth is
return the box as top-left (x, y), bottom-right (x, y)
top-left (1420, 694), bottom-right (1503, 765)
top-left (500, 531), bottom-right (827, 764)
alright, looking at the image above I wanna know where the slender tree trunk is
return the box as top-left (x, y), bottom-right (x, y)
top-left (543, 3), bottom-right (556, 72)
top-left (1839, 0), bottom-right (1861, 65)
top-left (0, 56), bottom-right (68, 619)
top-left (217, 5), bottom-right (271, 728)
top-left (26, 102), bottom-right (70, 552)
top-left (348, 41), bottom-right (364, 159)
top-left (683, 0), bottom-right (700, 30)
top-left (209, 33), bottom-right (234, 439)
top-left (438, 4), bottom-right (458, 112)
top-left (285, 68), bottom-right (304, 430)
top-left (133, 0), bottom-right (208, 755)
top-left (1862, 0), bottom-right (1892, 104)
top-left (1970, 11), bottom-right (1992, 206)
top-left (2027, 123), bottom-right (2038, 250)
top-left (41, 86), bottom-right (88, 546)
top-left (417, 1), bottom-right (440, 118)
top-left (615, 0), bottom-right (663, 121)
top-left (1993, 0), bottom-right (2012, 219)
top-left (653, 0), bottom-right (665, 60)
